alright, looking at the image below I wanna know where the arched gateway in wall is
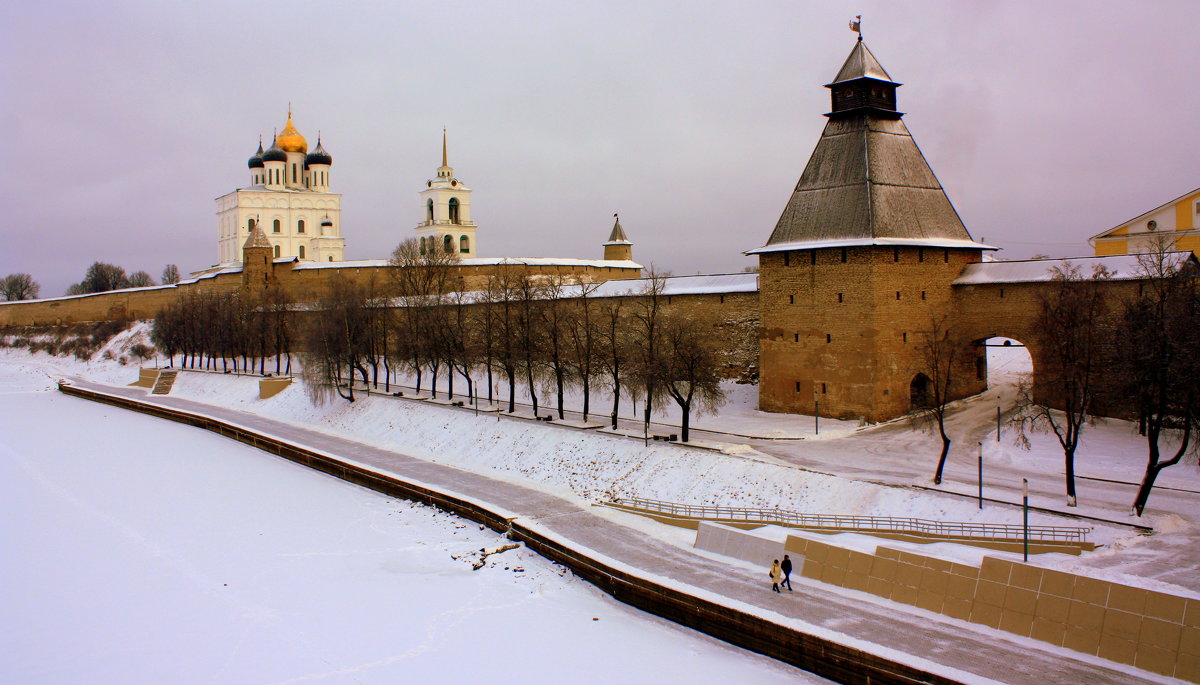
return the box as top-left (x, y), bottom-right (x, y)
top-left (748, 37), bottom-right (1195, 423)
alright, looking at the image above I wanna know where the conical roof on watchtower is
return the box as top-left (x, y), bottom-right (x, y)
top-left (243, 222), bottom-right (272, 250)
top-left (605, 215), bottom-right (631, 244)
top-left (749, 39), bottom-right (986, 254)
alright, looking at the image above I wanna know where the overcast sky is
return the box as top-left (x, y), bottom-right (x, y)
top-left (3, 1), bottom-right (1198, 296)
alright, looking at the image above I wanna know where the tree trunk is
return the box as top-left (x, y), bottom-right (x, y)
top-left (556, 370), bottom-right (565, 419)
top-left (680, 400), bottom-right (691, 443)
top-left (506, 368), bottom-right (516, 413)
top-left (526, 361), bottom-right (538, 417)
top-left (582, 376), bottom-right (590, 422)
top-left (1065, 445), bottom-right (1078, 507)
top-left (611, 377), bottom-right (620, 429)
top-left (932, 423), bottom-right (951, 485)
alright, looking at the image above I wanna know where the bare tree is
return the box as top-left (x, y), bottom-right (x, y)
top-left (128, 271), bottom-right (156, 288)
top-left (389, 238), bottom-right (459, 397)
top-left (597, 297), bottom-right (629, 428)
top-left (910, 315), bottom-right (958, 485)
top-left (2, 273), bottom-right (40, 301)
top-left (79, 262), bottom-right (131, 293)
top-left (514, 273), bottom-right (545, 416)
top-left (483, 262), bottom-right (522, 412)
top-left (161, 264), bottom-right (181, 285)
top-left (1113, 245), bottom-right (1200, 515)
top-left (566, 280), bottom-right (603, 422)
top-left (658, 315), bottom-right (726, 442)
top-left (630, 269), bottom-right (670, 431)
top-left (1011, 264), bottom-right (1111, 506)
top-left (299, 276), bottom-right (372, 403)
top-left (540, 275), bottom-right (574, 419)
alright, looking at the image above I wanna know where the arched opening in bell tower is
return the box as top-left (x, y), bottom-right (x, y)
top-left (448, 198), bottom-right (460, 224)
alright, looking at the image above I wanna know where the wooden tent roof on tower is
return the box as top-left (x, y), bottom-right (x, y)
top-left (748, 39), bottom-right (992, 254)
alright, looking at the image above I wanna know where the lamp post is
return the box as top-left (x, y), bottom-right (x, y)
top-left (977, 442), bottom-right (983, 510)
top-left (1022, 478), bottom-right (1030, 562)
top-left (814, 400), bottom-right (820, 436)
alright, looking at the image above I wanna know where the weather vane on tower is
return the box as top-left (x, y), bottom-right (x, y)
top-left (849, 15), bottom-right (862, 39)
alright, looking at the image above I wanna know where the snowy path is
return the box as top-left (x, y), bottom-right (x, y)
top-left (64, 377), bottom-right (1168, 684)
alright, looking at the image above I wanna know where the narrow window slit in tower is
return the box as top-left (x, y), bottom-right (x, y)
top-left (840, 248), bottom-right (847, 263)
top-left (826, 334), bottom-right (832, 343)
top-left (837, 292), bottom-right (843, 303)
top-left (789, 295), bottom-right (795, 304)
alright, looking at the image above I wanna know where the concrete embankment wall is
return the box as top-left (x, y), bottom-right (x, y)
top-left (697, 522), bottom-right (1200, 682)
top-left (57, 382), bottom-right (956, 685)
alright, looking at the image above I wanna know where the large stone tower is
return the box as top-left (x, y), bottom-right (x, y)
top-left (748, 38), bottom-right (992, 422)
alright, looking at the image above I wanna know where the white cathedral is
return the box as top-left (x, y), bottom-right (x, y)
top-left (214, 111), bottom-right (346, 265)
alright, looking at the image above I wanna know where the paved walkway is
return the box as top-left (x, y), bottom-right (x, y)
top-left (68, 378), bottom-right (1162, 685)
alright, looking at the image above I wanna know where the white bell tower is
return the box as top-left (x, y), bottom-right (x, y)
top-left (415, 130), bottom-right (477, 258)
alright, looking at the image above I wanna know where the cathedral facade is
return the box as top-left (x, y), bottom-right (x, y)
top-left (214, 111), bottom-right (345, 265)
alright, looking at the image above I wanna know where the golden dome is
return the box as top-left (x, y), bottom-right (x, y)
top-left (275, 111), bottom-right (308, 153)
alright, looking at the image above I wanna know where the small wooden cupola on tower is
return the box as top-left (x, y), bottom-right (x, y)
top-left (826, 37), bottom-right (902, 119)
top-left (603, 213), bottom-right (633, 261)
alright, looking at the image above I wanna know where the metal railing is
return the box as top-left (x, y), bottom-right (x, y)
top-left (610, 496), bottom-right (1091, 544)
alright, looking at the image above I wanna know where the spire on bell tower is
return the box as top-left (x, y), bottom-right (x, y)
top-left (437, 127), bottom-right (453, 179)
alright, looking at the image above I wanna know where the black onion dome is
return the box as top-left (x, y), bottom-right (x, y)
top-left (262, 137), bottom-right (287, 163)
top-left (306, 139), bottom-right (332, 166)
top-left (248, 141), bottom-right (265, 168)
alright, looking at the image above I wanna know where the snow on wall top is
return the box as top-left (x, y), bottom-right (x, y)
top-left (572, 273), bottom-right (759, 298)
top-left (953, 252), bottom-right (1196, 285)
top-left (746, 236), bottom-right (996, 255)
top-left (290, 257), bottom-right (643, 270)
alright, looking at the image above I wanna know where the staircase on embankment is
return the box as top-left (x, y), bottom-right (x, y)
top-left (150, 370), bottom-right (178, 395)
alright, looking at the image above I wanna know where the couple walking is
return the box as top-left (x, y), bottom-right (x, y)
top-left (769, 555), bottom-right (793, 593)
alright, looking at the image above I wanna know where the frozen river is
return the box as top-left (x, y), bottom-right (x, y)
top-left (0, 361), bottom-right (813, 684)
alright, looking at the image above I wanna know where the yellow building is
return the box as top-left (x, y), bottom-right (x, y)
top-left (1090, 187), bottom-right (1200, 257)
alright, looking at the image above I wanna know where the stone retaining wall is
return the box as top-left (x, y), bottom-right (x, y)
top-left (790, 535), bottom-right (1200, 681)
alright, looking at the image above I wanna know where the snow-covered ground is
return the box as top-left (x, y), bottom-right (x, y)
top-left (3, 320), bottom-right (1198, 663)
top-left (0, 359), bottom-right (813, 684)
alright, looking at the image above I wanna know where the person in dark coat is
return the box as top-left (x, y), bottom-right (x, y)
top-left (780, 554), bottom-right (793, 591)
top-left (769, 559), bottom-right (783, 593)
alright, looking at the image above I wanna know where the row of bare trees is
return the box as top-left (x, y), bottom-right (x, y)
top-left (1010, 250), bottom-right (1199, 516)
top-left (151, 286), bottom-right (294, 375)
top-left (913, 245), bottom-right (1198, 516)
top-left (292, 240), bottom-right (726, 441)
